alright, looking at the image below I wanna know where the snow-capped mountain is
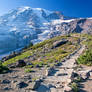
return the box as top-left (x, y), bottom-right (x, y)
top-left (0, 6), bottom-right (72, 54)
top-left (0, 6), bottom-right (92, 55)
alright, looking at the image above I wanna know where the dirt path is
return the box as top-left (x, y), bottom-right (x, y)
top-left (0, 45), bottom-right (88, 92)
top-left (36, 45), bottom-right (85, 92)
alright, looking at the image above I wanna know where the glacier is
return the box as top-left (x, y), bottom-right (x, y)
top-left (0, 6), bottom-right (75, 56)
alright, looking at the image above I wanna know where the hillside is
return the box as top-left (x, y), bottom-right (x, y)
top-left (0, 34), bottom-right (92, 92)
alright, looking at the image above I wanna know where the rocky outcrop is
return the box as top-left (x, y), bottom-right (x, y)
top-left (50, 18), bottom-right (92, 38)
top-left (52, 39), bottom-right (68, 48)
top-left (16, 60), bottom-right (26, 67)
top-left (26, 80), bottom-right (41, 90)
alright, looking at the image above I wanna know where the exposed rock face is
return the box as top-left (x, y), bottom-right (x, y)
top-left (16, 60), bottom-right (26, 67)
top-left (52, 39), bottom-right (68, 48)
top-left (27, 81), bottom-right (41, 90)
top-left (16, 81), bottom-right (28, 88)
top-left (51, 18), bottom-right (92, 37)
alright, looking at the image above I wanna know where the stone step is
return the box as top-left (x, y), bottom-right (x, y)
top-left (44, 76), bottom-right (71, 83)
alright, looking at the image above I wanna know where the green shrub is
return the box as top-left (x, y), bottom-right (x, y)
top-left (77, 49), bottom-right (92, 66)
top-left (71, 82), bottom-right (79, 92)
top-left (24, 65), bottom-right (33, 68)
top-left (32, 61), bottom-right (44, 67)
top-left (74, 76), bottom-right (83, 83)
top-left (0, 61), bottom-right (9, 74)
top-left (24, 68), bottom-right (33, 73)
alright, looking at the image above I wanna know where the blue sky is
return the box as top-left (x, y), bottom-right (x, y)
top-left (0, 0), bottom-right (92, 17)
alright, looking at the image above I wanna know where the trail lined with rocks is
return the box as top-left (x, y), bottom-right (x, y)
top-left (0, 45), bottom-right (88, 92)
top-left (37, 45), bottom-right (85, 92)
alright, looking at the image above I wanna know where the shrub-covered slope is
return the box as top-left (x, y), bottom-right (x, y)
top-left (77, 34), bottom-right (92, 66)
top-left (2, 34), bottom-right (80, 68)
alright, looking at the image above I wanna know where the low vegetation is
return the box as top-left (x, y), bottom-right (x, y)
top-left (24, 68), bottom-right (33, 73)
top-left (2, 34), bottom-right (80, 70)
top-left (0, 61), bottom-right (9, 74)
top-left (71, 82), bottom-right (79, 92)
top-left (77, 34), bottom-right (92, 66)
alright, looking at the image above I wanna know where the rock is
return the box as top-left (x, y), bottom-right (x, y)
top-left (52, 40), bottom-right (68, 48)
top-left (16, 60), bottom-right (26, 67)
top-left (12, 75), bottom-right (18, 78)
top-left (55, 62), bottom-right (62, 66)
top-left (50, 88), bottom-right (57, 92)
top-left (29, 91), bottom-right (37, 92)
top-left (64, 85), bottom-right (72, 92)
top-left (73, 72), bottom-right (79, 78)
top-left (4, 87), bottom-right (12, 91)
top-left (26, 62), bottom-right (33, 66)
top-left (45, 69), bottom-right (50, 76)
top-left (90, 72), bottom-right (92, 77)
top-left (2, 79), bottom-right (11, 84)
top-left (35, 64), bottom-right (40, 68)
top-left (55, 84), bottom-right (63, 88)
top-left (8, 63), bottom-right (17, 68)
top-left (66, 79), bottom-right (72, 85)
top-left (23, 75), bottom-right (32, 80)
top-left (78, 70), bottom-right (91, 80)
top-left (12, 80), bottom-right (17, 83)
top-left (16, 81), bottom-right (28, 88)
top-left (37, 84), bottom-right (50, 92)
top-left (27, 80), bottom-right (41, 90)
top-left (45, 67), bottom-right (54, 76)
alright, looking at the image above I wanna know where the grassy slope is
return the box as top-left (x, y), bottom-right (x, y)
top-left (77, 34), bottom-right (92, 66)
top-left (2, 35), bottom-right (80, 68)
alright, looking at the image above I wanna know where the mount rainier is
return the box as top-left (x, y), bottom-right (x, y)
top-left (0, 6), bottom-right (92, 55)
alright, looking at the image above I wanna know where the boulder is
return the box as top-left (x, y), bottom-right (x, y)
top-left (78, 70), bottom-right (91, 80)
top-left (4, 87), bottom-right (12, 91)
top-left (26, 62), bottom-right (33, 66)
top-left (90, 71), bottom-right (92, 77)
top-left (64, 85), bottom-right (72, 92)
top-left (16, 60), bottom-right (26, 67)
top-left (16, 81), bottom-right (28, 88)
top-left (45, 67), bottom-right (54, 76)
top-left (8, 63), bottom-right (17, 68)
top-left (37, 84), bottom-right (50, 92)
top-left (2, 79), bottom-right (11, 84)
top-left (26, 80), bottom-right (41, 90)
top-left (50, 88), bottom-right (58, 92)
top-left (52, 40), bottom-right (68, 48)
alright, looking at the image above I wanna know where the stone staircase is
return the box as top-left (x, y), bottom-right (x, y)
top-left (37, 45), bottom-right (85, 92)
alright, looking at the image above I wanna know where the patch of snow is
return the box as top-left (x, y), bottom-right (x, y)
top-left (10, 27), bottom-right (17, 32)
top-left (38, 30), bottom-right (50, 41)
top-left (17, 6), bottom-right (30, 14)
top-left (43, 9), bottom-right (53, 16)
top-left (12, 15), bottom-right (16, 19)
top-left (34, 8), bottom-right (42, 11)
top-left (32, 8), bottom-right (47, 23)
top-left (87, 17), bottom-right (92, 19)
top-left (43, 22), bottom-right (50, 25)
top-left (51, 19), bottom-right (75, 25)
top-left (33, 8), bottom-right (52, 16)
